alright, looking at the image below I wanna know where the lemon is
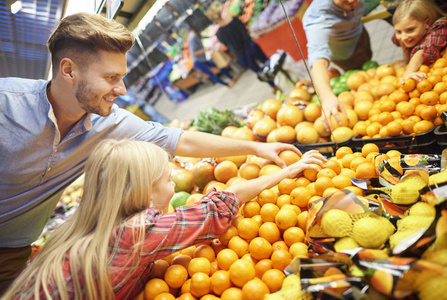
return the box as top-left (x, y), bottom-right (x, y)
top-left (391, 182), bottom-right (420, 205)
top-left (408, 202), bottom-right (436, 218)
top-left (376, 216), bottom-right (396, 236)
top-left (429, 169), bottom-right (447, 185)
top-left (351, 217), bottom-right (388, 248)
top-left (321, 209), bottom-right (353, 238)
top-left (389, 231), bottom-right (415, 249)
top-left (401, 174), bottom-right (427, 190)
top-left (422, 249), bottom-right (447, 266)
top-left (418, 276), bottom-right (447, 300)
top-left (334, 237), bottom-right (360, 252)
top-left (396, 215), bottom-right (434, 232)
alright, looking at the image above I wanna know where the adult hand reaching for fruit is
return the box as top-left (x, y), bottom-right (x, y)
top-left (254, 142), bottom-right (302, 168)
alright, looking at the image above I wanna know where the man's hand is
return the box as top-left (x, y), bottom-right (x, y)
top-left (320, 94), bottom-right (347, 132)
top-left (255, 142), bottom-right (302, 168)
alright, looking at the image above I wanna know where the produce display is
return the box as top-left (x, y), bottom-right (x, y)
top-left (32, 56), bottom-right (447, 299)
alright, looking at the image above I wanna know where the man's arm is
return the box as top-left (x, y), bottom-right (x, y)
top-left (311, 59), bottom-right (347, 131)
top-left (174, 131), bottom-right (302, 168)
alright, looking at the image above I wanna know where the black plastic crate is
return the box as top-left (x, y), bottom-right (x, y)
top-left (351, 126), bottom-right (438, 154)
top-left (294, 137), bottom-right (353, 158)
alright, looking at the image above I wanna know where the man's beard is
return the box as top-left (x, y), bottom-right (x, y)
top-left (75, 79), bottom-right (111, 116)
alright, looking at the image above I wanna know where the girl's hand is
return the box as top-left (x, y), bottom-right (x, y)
top-left (285, 150), bottom-right (326, 178)
top-left (401, 71), bottom-right (427, 83)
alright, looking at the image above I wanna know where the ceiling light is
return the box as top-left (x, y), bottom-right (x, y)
top-left (6, 0), bottom-right (22, 14)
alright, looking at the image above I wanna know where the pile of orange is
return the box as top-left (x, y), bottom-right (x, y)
top-left (141, 143), bottom-right (393, 299)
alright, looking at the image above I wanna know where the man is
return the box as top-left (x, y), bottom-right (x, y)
top-left (0, 12), bottom-right (300, 293)
top-left (303, 0), bottom-right (372, 130)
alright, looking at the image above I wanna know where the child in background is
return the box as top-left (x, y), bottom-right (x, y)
top-left (392, 0), bottom-right (447, 82)
top-left (2, 139), bottom-right (325, 300)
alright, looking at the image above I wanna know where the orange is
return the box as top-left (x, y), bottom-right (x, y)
top-left (278, 150), bottom-right (301, 166)
top-left (427, 74), bottom-right (442, 85)
top-left (332, 174), bottom-right (353, 189)
top-left (289, 242), bottom-right (309, 258)
top-left (165, 264), bottom-right (188, 289)
top-left (413, 120), bottom-right (434, 134)
top-left (417, 79), bottom-right (433, 93)
top-left (194, 244), bottom-right (215, 263)
top-left (275, 208), bottom-right (298, 230)
top-left (210, 270), bottom-right (233, 296)
top-left (219, 225), bottom-right (238, 246)
top-left (238, 163), bottom-right (261, 180)
top-left (281, 204), bottom-right (301, 216)
top-left (261, 98), bottom-right (282, 119)
top-left (440, 91), bottom-right (447, 104)
top-left (336, 146), bottom-right (354, 160)
top-left (303, 165), bottom-right (322, 182)
top-left (306, 182), bottom-right (317, 197)
top-left (297, 211), bottom-right (308, 232)
top-left (325, 159), bottom-right (342, 175)
top-left (200, 295), bottom-right (219, 300)
top-left (350, 156), bottom-right (368, 171)
top-left (398, 101), bottom-right (416, 117)
top-left (365, 151), bottom-right (380, 164)
top-left (290, 186), bottom-right (312, 208)
top-left (354, 101), bottom-right (374, 120)
top-left (251, 214), bottom-right (262, 228)
top-left (242, 278), bottom-right (270, 300)
top-left (272, 240), bottom-right (289, 252)
top-left (276, 105), bottom-right (304, 127)
top-left (353, 121), bottom-right (368, 136)
top-left (229, 259), bottom-right (256, 287)
top-left (260, 203), bottom-right (280, 223)
top-left (386, 150), bottom-right (402, 158)
top-left (171, 254), bottom-right (192, 270)
top-left (276, 194), bottom-right (292, 208)
top-left (242, 201), bottom-right (261, 218)
top-left (377, 111), bottom-right (393, 126)
top-left (420, 105), bottom-right (438, 121)
top-left (258, 222), bottom-right (281, 244)
top-left (355, 162), bottom-right (377, 179)
top-left (409, 88), bottom-right (421, 99)
top-left (237, 218), bottom-right (259, 240)
top-left (420, 91), bottom-right (439, 105)
top-left (177, 292), bottom-right (196, 300)
top-left (255, 259), bottom-right (273, 277)
top-left (154, 292), bottom-right (175, 300)
top-left (190, 272), bottom-right (211, 298)
top-left (271, 249), bottom-right (293, 271)
top-left (221, 125), bottom-right (239, 138)
top-left (317, 168), bottom-right (337, 179)
top-left (214, 160), bottom-right (238, 183)
top-left (296, 126), bottom-right (319, 144)
top-left (210, 260), bottom-right (219, 276)
top-left (314, 176), bottom-right (335, 196)
top-left (303, 103), bottom-right (322, 122)
top-left (365, 123), bottom-right (382, 138)
top-left (258, 189), bottom-right (278, 206)
top-left (241, 253), bottom-right (258, 266)
top-left (220, 287), bottom-right (243, 300)
top-left (283, 226), bottom-right (305, 246)
top-left (249, 237), bottom-right (273, 260)
top-left (216, 248), bottom-right (239, 271)
top-left (386, 120), bottom-right (403, 136)
top-left (361, 143), bottom-right (379, 158)
top-left (433, 82), bottom-right (447, 94)
top-left (275, 125), bottom-right (297, 144)
top-left (228, 236), bottom-right (249, 258)
top-left (278, 178), bottom-right (298, 195)
top-left (150, 259), bottom-right (170, 279)
top-left (145, 278), bottom-right (170, 300)
top-left (188, 257), bottom-right (211, 277)
top-left (262, 269), bottom-right (286, 293)
top-left (400, 78), bottom-right (416, 92)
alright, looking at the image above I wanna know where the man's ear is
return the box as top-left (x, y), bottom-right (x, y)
top-left (59, 58), bottom-right (77, 85)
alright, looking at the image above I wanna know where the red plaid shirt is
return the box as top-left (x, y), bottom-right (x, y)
top-left (12, 190), bottom-right (240, 299)
top-left (392, 18), bottom-right (447, 65)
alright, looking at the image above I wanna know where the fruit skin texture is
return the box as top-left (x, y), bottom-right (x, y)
top-left (351, 217), bottom-right (389, 248)
top-left (321, 209), bottom-right (353, 238)
top-left (391, 182), bottom-right (420, 205)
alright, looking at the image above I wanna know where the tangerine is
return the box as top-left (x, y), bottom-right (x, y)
top-left (258, 222), bottom-right (281, 244)
top-left (188, 257), bottom-right (211, 277)
top-left (229, 259), bottom-right (256, 287)
top-left (249, 237), bottom-right (273, 260)
top-left (216, 248), bottom-right (239, 271)
top-left (190, 272), bottom-right (211, 298)
top-left (228, 236), bottom-right (249, 258)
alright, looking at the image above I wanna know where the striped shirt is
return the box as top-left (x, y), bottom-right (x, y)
top-left (11, 190), bottom-right (240, 299)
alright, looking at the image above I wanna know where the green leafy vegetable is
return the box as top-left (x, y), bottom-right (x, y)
top-left (192, 108), bottom-right (244, 135)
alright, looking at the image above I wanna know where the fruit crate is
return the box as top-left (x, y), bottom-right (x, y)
top-left (294, 137), bottom-right (354, 158)
top-left (434, 125), bottom-right (447, 151)
top-left (351, 126), bottom-right (439, 154)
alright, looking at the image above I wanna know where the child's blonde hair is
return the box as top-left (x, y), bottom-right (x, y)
top-left (3, 139), bottom-right (170, 300)
top-left (47, 12), bottom-right (134, 76)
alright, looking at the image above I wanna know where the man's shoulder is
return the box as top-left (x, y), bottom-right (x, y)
top-left (0, 77), bottom-right (47, 94)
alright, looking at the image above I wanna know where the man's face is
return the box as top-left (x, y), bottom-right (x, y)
top-left (332, 0), bottom-right (359, 11)
top-left (74, 50), bottom-right (127, 117)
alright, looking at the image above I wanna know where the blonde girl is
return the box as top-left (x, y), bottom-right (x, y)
top-left (392, 0), bottom-right (447, 82)
top-left (2, 139), bottom-right (325, 299)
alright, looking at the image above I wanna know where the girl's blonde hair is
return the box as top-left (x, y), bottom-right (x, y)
top-left (3, 139), bottom-right (170, 300)
top-left (47, 12), bottom-right (135, 76)
top-left (393, 0), bottom-right (446, 62)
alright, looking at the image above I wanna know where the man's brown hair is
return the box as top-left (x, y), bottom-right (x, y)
top-left (47, 12), bottom-right (135, 75)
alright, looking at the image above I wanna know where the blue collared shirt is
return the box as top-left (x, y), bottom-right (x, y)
top-left (303, 0), bottom-right (365, 67)
top-left (0, 78), bottom-right (183, 247)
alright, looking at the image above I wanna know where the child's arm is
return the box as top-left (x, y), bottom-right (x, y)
top-left (401, 50), bottom-right (428, 82)
top-left (225, 150), bottom-right (326, 204)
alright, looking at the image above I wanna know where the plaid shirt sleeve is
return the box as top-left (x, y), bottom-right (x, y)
top-left (109, 189), bottom-right (240, 299)
top-left (411, 19), bottom-right (447, 65)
